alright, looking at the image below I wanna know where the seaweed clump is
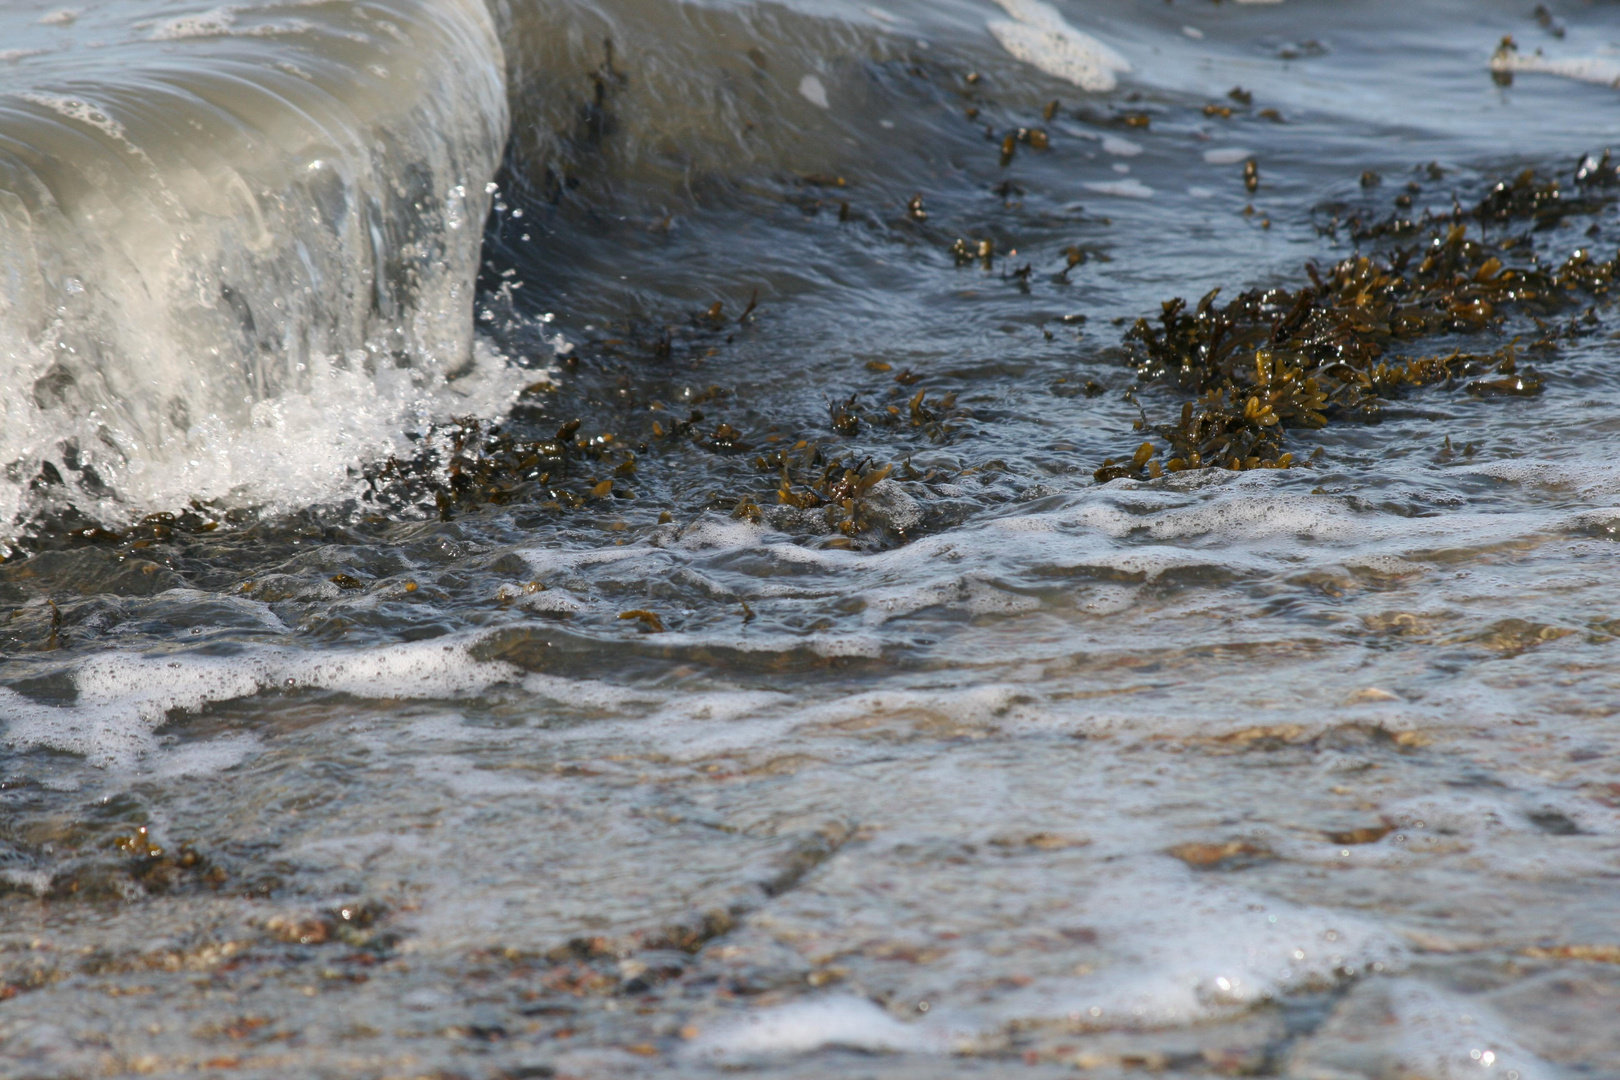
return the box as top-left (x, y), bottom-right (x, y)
top-left (1096, 160), bottom-right (1620, 482)
top-left (364, 412), bottom-right (620, 520)
top-left (751, 440), bottom-right (899, 541)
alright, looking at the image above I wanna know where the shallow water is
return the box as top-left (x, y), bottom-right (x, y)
top-left (5, 1), bottom-right (1620, 1077)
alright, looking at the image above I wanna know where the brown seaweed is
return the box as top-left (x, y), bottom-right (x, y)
top-left (1096, 162), bottom-right (1620, 482)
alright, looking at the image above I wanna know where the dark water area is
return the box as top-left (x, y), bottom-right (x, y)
top-left (5, 1), bottom-right (1620, 1076)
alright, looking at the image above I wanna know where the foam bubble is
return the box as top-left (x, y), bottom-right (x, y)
top-left (859, 575), bottom-right (1040, 625)
top-left (985, 863), bottom-right (1407, 1029)
top-left (1203, 146), bottom-right (1255, 165)
top-left (143, 735), bottom-right (259, 779)
top-left (1082, 178), bottom-right (1154, 198)
top-left (798, 73), bottom-right (829, 108)
top-left (18, 92), bottom-right (131, 143)
top-left (685, 994), bottom-right (938, 1059)
top-left (1293, 981), bottom-right (1563, 1080)
top-left (987, 0), bottom-right (1130, 92)
top-left (1472, 458), bottom-right (1620, 497)
top-left (1491, 49), bottom-right (1620, 89)
top-left (1384, 982), bottom-right (1556, 1080)
top-left (148, 8), bottom-right (235, 40)
top-left (0, 868), bottom-right (53, 896)
top-left (1, 638), bottom-right (520, 768)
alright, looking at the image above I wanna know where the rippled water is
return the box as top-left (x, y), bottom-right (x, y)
top-left (5, 1), bottom-right (1620, 1077)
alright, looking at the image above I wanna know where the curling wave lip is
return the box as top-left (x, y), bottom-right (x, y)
top-left (0, 0), bottom-right (509, 535)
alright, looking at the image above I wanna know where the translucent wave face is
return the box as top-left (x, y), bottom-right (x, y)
top-left (0, 0), bottom-right (509, 535)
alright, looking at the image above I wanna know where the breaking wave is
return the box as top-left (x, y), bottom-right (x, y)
top-left (0, 0), bottom-right (511, 535)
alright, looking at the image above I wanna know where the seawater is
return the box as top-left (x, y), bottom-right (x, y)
top-left (4, 1), bottom-right (1620, 1076)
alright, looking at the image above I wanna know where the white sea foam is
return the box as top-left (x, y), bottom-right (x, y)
top-left (148, 8), bottom-right (235, 40)
top-left (1385, 982), bottom-right (1558, 1080)
top-left (987, 0), bottom-right (1130, 92)
top-left (2, 337), bottom-right (533, 538)
top-left (0, 637), bottom-right (520, 767)
top-left (1471, 458), bottom-right (1620, 497)
top-left (981, 862), bottom-right (1406, 1030)
top-left (1491, 47), bottom-right (1620, 89)
top-left (798, 73), bottom-right (830, 108)
top-left (143, 735), bottom-right (259, 779)
top-left (685, 994), bottom-right (939, 1059)
top-left (1082, 178), bottom-right (1154, 198)
top-left (859, 574), bottom-right (1040, 625)
top-left (0, 0), bottom-right (510, 539)
top-left (0, 868), bottom-right (54, 896)
top-left (1203, 146), bottom-right (1255, 165)
top-left (17, 91), bottom-right (133, 144)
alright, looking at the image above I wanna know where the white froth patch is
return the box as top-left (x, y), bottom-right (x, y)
top-left (414, 755), bottom-right (545, 798)
top-left (685, 995), bottom-right (939, 1059)
top-left (1385, 982), bottom-right (1556, 1080)
top-left (674, 516), bottom-right (771, 551)
top-left (1472, 458), bottom-right (1620, 497)
top-left (143, 735), bottom-right (259, 780)
top-left (799, 683), bottom-right (1035, 734)
top-left (642, 630), bottom-right (885, 661)
top-left (517, 590), bottom-right (586, 616)
top-left (0, 868), bottom-right (54, 896)
top-left (521, 674), bottom-right (661, 711)
top-left (18, 92), bottom-right (130, 143)
top-left (1, 638), bottom-right (519, 768)
top-left (2, 337), bottom-right (533, 539)
top-left (1104, 493), bottom-right (1350, 543)
top-left (798, 74), bottom-right (829, 108)
top-left (860, 575), bottom-right (1039, 625)
top-left (1258, 787), bottom-right (1620, 880)
top-left (518, 544), bottom-right (654, 576)
top-left (1101, 135), bottom-right (1141, 157)
top-left (1345, 553), bottom-right (1424, 576)
top-left (1057, 485), bottom-right (1304, 538)
top-left (1491, 47), bottom-right (1620, 89)
top-left (864, 479), bottom-right (923, 532)
top-left (987, 0), bottom-right (1130, 92)
top-left (1082, 178), bottom-right (1154, 198)
top-left (1203, 146), bottom-right (1254, 165)
top-left (987, 863), bottom-right (1405, 1029)
top-left (149, 8), bottom-right (235, 40)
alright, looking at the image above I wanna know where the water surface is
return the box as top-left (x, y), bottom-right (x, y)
top-left (4, 1), bottom-right (1620, 1077)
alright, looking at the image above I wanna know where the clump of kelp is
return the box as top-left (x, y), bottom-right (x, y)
top-left (352, 347), bottom-right (966, 550)
top-left (1095, 155), bottom-right (1620, 482)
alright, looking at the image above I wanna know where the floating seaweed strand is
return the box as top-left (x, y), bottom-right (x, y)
top-left (1095, 161), bottom-right (1620, 482)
